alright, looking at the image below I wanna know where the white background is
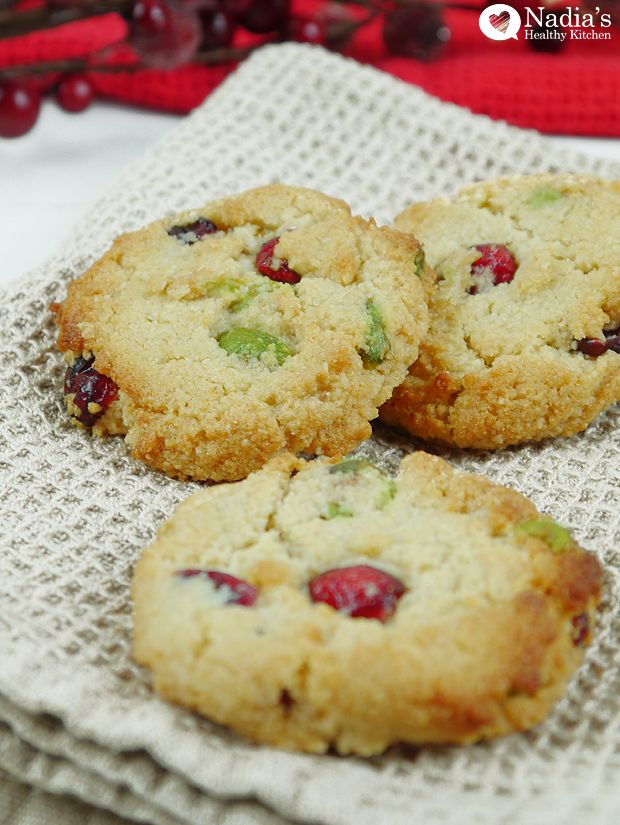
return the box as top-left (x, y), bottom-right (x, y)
top-left (2, 98), bottom-right (620, 291)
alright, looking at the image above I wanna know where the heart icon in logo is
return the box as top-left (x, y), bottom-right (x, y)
top-left (479, 4), bottom-right (520, 39)
top-left (489, 10), bottom-right (510, 31)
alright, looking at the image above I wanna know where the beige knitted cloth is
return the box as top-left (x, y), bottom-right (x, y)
top-left (2, 42), bottom-right (620, 825)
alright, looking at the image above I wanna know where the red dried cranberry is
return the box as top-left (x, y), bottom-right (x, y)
top-left (601, 332), bottom-right (620, 353)
top-left (571, 612), bottom-right (590, 646)
top-left (176, 569), bottom-right (258, 605)
top-left (168, 217), bottom-right (218, 244)
top-left (577, 328), bottom-right (620, 357)
top-left (64, 356), bottom-right (118, 427)
top-left (309, 564), bottom-right (405, 621)
top-left (469, 244), bottom-right (517, 294)
top-left (279, 688), bottom-right (294, 708)
top-left (256, 237), bottom-right (301, 284)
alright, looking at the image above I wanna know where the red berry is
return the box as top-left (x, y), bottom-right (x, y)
top-left (198, 7), bottom-right (237, 48)
top-left (309, 565), bottom-right (406, 621)
top-left (571, 612), bottom-right (589, 646)
top-left (131, 0), bottom-right (172, 37)
top-left (383, 3), bottom-right (450, 62)
top-left (469, 243), bottom-right (517, 293)
top-left (168, 217), bottom-right (218, 243)
top-left (129, 0), bottom-right (201, 68)
top-left (218, 0), bottom-right (253, 15)
top-left (56, 74), bottom-right (94, 113)
top-left (0, 80), bottom-right (41, 138)
top-left (577, 328), bottom-right (620, 357)
top-left (256, 237), bottom-right (301, 284)
top-left (287, 17), bottom-right (326, 45)
top-left (176, 569), bottom-right (258, 605)
top-left (64, 356), bottom-right (118, 427)
top-left (239, 0), bottom-right (290, 33)
top-left (577, 337), bottom-right (610, 357)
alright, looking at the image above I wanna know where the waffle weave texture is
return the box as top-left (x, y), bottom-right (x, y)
top-left (2, 43), bottom-right (620, 825)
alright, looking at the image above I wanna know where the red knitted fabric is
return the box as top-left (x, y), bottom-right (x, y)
top-left (1, 1), bottom-right (620, 135)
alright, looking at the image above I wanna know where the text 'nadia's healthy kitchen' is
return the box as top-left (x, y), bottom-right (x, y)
top-left (523, 6), bottom-right (612, 40)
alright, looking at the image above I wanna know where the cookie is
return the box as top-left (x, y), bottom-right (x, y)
top-left (52, 184), bottom-right (431, 481)
top-left (382, 173), bottom-right (620, 449)
top-left (131, 451), bottom-right (602, 755)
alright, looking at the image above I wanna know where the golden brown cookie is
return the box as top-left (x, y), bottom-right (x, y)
top-left (382, 173), bottom-right (620, 449)
top-left (132, 451), bottom-right (602, 755)
top-left (52, 184), bottom-right (431, 480)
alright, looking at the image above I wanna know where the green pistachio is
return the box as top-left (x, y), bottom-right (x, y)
top-left (329, 459), bottom-right (397, 509)
top-left (362, 300), bottom-right (390, 366)
top-left (413, 249), bottom-right (426, 277)
top-left (528, 188), bottom-right (563, 209)
top-left (377, 479), bottom-right (398, 509)
top-left (216, 328), bottom-right (292, 365)
top-left (515, 519), bottom-right (571, 553)
top-left (330, 459), bottom-right (382, 476)
top-left (203, 278), bottom-right (243, 298)
top-left (325, 501), bottom-right (354, 519)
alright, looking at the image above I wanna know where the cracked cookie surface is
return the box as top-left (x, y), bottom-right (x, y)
top-left (52, 184), bottom-right (430, 480)
top-left (131, 451), bottom-right (601, 755)
top-left (382, 173), bottom-right (620, 449)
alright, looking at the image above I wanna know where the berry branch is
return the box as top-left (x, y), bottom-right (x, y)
top-left (0, 0), bottom-right (596, 137)
top-left (0, 0), bottom-right (133, 39)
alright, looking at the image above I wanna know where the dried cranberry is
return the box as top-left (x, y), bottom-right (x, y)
top-left (176, 569), bottom-right (258, 605)
top-left (577, 328), bottom-right (620, 357)
top-left (309, 565), bottom-right (405, 621)
top-left (279, 688), bottom-right (295, 709)
top-left (256, 237), bottom-right (301, 284)
top-left (601, 332), bottom-right (620, 354)
top-left (64, 356), bottom-right (118, 427)
top-left (571, 612), bottom-right (590, 646)
top-left (168, 217), bottom-right (218, 244)
top-left (469, 244), bottom-right (517, 294)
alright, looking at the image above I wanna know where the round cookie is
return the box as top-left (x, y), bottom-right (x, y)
top-left (52, 184), bottom-right (431, 481)
top-left (382, 173), bottom-right (620, 449)
top-left (131, 451), bottom-right (602, 755)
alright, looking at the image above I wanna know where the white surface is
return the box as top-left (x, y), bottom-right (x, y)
top-left (2, 98), bottom-right (620, 291)
top-left (0, 100), bottom-right (182, 289)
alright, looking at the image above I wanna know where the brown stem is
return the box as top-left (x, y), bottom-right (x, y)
top-left (0, 0), bottom-right (132, 41)
top-left (0, 45), bottom-right (254, 79)
top-left (190, 46), bottom-right (254, 64)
